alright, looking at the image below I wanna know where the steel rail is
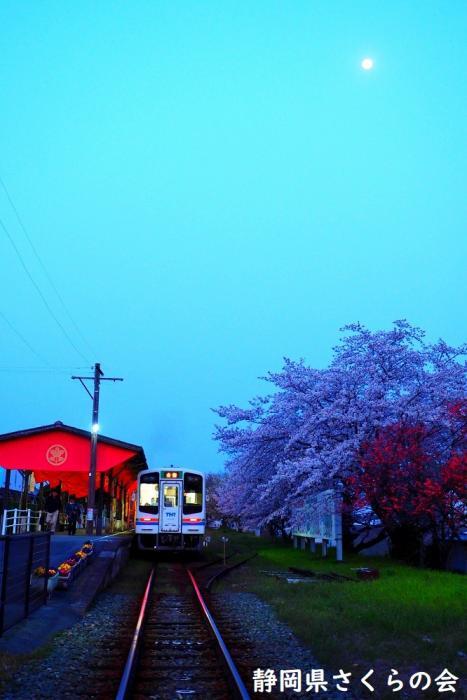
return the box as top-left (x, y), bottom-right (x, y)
top-left (205, 553), bottom-right (258, 592)
top-left (186, 567), bottom-right (251, 700)
top-left (115, 567), bottom-right (155, 700)
top-left (189, 548), bottom-right (238, 572)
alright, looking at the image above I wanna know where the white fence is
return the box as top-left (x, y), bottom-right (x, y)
top-left (1, 509), bottom-right (44, 535)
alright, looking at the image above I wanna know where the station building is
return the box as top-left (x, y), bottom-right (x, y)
top-left (0, 420), bottom-right (148, 532)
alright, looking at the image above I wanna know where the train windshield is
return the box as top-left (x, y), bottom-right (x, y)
top-left (183, 473), bottom-right (203, 515)
top-left (139, 473), bottom-right (159, 514)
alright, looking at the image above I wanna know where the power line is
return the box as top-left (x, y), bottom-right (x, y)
top-left (0, 175), bottom-right (96, 357)
top-left (0, 364), bottom-right (91, 373)
top-left (0, 216), bottom-right (90, 363)
top-left (0, 365), bottom-right (90, 369)
top-left (0, 310), bottom-right (50, 365)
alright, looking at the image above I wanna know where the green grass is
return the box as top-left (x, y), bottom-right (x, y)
top-left (208, 528), bottom-right (467, 678)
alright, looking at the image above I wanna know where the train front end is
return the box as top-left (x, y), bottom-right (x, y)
top-left (136, 468), bottom-right (205, 551)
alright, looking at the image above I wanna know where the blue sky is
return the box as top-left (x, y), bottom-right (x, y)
top-left (0, 1), bottom-right (466, 472)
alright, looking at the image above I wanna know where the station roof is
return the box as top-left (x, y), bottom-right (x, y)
top-left (0, 421), bottom-right (148, 496)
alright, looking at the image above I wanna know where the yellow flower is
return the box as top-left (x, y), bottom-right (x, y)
top-left (58, 563), bottom-right (72, 574)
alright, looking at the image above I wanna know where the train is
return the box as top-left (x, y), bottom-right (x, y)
top-left (135, 468), bottom-right (206, 551)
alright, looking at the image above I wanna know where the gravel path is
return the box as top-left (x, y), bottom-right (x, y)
top-left (211, 591), bottom-right (354, 699)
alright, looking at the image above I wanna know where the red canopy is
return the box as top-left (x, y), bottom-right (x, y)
top-left (0, 421), bottom-right (147, 497)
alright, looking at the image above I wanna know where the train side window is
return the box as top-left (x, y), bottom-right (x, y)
top-left (183, 473), bottom-right (203, 514)
top-left (139, 473), bottom-right (159, 514)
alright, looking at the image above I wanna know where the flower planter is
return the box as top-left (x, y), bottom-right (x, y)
top-left (57, 573), bottom-right (72, 590)
top-left (56, 547), bottom-right (94, 589)
top-left (31, 568), bottom-right (60, 594)
top-left (76, 556), bottom-right (87, 571)
top-left (47, 572), bottom-right (60, 593)
top-left (83, 551), bottom-right (93, 566)
top-left (57, 565), bottom-right (77, 588)
top-left (58, 562), bottom-right (79, 588)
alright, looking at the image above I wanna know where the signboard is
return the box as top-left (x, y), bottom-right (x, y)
top-left (293, 488), bottom-right (343, 560)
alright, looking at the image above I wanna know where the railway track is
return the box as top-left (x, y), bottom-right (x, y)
top-left (116, 561), bottom-right (250, 700)
top-left (191, 553), bottom-right (258, 592)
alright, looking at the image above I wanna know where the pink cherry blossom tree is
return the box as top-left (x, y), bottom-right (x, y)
top-left (213, 321), bottom-right (467, 554)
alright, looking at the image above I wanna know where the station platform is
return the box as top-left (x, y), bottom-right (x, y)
top-left (0, 533), bottom-right (133, 654)
top-left (48, 531), bottom-right (132, 567)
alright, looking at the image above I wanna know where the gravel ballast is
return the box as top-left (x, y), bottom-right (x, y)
top-left (211, 591), bottom-right (353, 699)
top-left (0, 560), bottom-right (151, 700)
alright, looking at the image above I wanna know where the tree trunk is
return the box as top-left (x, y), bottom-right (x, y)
top-left (387, 524), bottom-right (422, 564)
top-left (424, 528), bottom-right (450, 570)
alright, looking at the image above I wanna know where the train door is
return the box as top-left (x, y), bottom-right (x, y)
top-left (160, 480), bottom-right (182, 532)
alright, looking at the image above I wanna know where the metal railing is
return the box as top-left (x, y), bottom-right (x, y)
top-left (1, 509), bottom-right (44, 535)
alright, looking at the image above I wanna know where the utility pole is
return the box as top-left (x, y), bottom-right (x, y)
top-left (72, 363), bottom-right (123, 535)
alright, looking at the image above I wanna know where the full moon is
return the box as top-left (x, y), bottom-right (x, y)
top-left (361, 57), bottom-right (374, 70)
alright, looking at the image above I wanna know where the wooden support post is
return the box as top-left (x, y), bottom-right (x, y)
top-left (1, 469), bottom-right (11, 518)
top-left (335, 487), bottom-right (344, 562)
top-left (96, 472), bottom-right (105, 535)
top-left (20, 471), bottom-right (30, 511)
top-left (109, 471), bottom-right (115, 532)
top-left (119, 483), bottom-right (124, 530)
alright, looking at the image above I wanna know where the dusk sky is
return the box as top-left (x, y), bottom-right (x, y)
top-left (0, 2), bottom-right (466, 473)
